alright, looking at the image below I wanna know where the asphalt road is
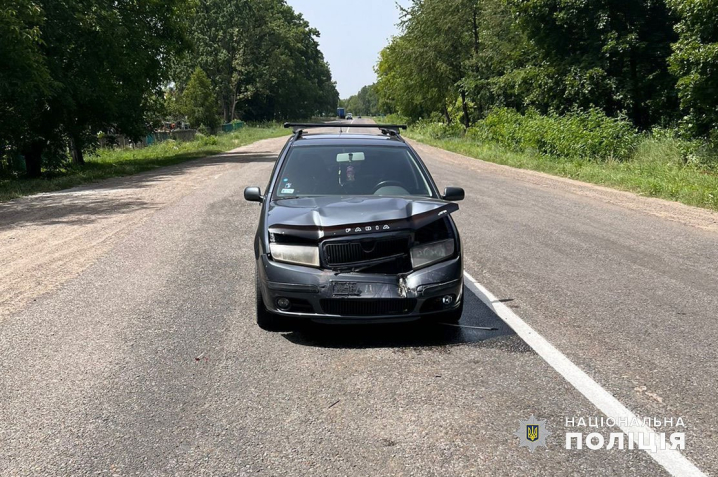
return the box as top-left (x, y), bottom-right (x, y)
top-left (1, 118), bottom-right (716, 475)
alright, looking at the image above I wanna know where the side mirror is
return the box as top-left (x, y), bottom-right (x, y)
top-left (442, 186), bottom-right (464, 201)
top-left (244, 186), bottom-right (263, 203)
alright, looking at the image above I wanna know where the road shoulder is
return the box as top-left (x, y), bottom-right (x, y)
top-left (0, 137), bottom-right (287, 320)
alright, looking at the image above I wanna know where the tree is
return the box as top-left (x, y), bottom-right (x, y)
top-left (459, 0), bottom-right (533, 116)
top-left (507, 0), bottom-right (679, 129)
top-left (178, 0), bottom-right (339, 122)
top-left (238, 0), bottom-right (338, 120)
top-left (377, 0), bottom-right (681, 131)
top-left (174, 0), bottom-right (252, 123)
top-left (4, 0), bottom-right (189, 176)
top-left (342, 84), bottom-right (381, 116)
top-left (182, 67), bottom-right (220, 131)
top-left (376, 34), bottom-right (450, 122)
top-left (376, 0), bottom-right (482, 126)
top-left (46, 0), bottom-right (190, 164)
top-left (668, 0), bottom-right (718, 139)
top-left (0, 0), bottom-right (51, 175)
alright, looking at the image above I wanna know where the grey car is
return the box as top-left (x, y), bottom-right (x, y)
top-left (244, 123), bottom-right (465, 330)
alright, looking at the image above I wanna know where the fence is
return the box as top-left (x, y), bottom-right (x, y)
top-left (3, 121), bottom-right (244, 173)
top-left (98, 121), bottom-right (243, 149)
top-left (98, 129), bottom-right (197, 149)
top-left (221, 120), bottom-right (245, 133)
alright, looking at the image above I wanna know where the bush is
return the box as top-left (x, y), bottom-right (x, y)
top-left (647, 126), bottom-right (718, 170)
top-left (383, 113), bottom-right (408, 125)
top-left (412, 120), bottom-right (464, 140)
top-left (197, 124), bottom-right (210, 136)
top-left (466, 108), bottom-right (640, 161)
top-left (182, 68), bottom-right (220, 133)
top-left (197, 134), bottom-right (218, 146)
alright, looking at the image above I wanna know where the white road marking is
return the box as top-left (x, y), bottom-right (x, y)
top-left (463, 271), bottom-right (706, 477)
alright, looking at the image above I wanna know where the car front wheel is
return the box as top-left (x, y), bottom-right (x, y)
top-left (256, 269), bottom-right (281, 331)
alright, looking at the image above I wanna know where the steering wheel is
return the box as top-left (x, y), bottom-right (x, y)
top-left (372, 180), bottom-right (406, 193)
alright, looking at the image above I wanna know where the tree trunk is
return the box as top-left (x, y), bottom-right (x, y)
top-left (472, 7), bottom-right (480, 55)
top-left (23, 140), bottom-right (44, 178)
top-left (629, 50), bottom-right (646, 129)
top-left (460, 90), bottom-right (470, 129)
top-left (230, 90), bottom-right (238, 122)
top-left (222, 96), bottom-right (231, 124)
top-left (69, 134), bottom-right (85, 165)
top-left (443, 103), bottom-right (452, 125)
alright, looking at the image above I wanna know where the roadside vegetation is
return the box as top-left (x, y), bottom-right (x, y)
top-left (358, 0), bottom-right (718, 211)
top-left (1, 0), bottom-right (337, 188)
top-left (387, 112), bottom-right (718, 210)
top-left (0, 125), bottom-right (288, 202)
top-left (340, 84), bottom-right (382, 117)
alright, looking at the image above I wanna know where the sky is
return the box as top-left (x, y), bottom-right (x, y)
top-left (285, 0), bottom-right (411, 99)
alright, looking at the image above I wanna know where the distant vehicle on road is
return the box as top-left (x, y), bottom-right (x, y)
top-left (245, 123), bottom-right (465, 330)
top-left (346, 113), bottom-right (353, 120)
top-left (357, 115), bottom-right (362, 118)
top-left (337, 107), bottom-right (346, 119)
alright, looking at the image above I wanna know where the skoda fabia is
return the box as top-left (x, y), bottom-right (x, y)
top-left (245, 123), bottom-right (464, 330)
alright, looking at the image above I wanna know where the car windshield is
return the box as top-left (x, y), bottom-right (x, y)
top-left (273, 145), bottom-right (434, 198)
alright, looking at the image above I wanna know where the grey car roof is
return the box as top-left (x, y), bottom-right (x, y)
top-left (291, 133), bottom-right (407, 147)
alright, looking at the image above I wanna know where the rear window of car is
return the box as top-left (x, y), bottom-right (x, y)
top-left (273, 145), bottom-right (434, 199)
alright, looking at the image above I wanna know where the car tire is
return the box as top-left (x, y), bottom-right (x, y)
top-left (256, 269), bottom-right (281, 331)
top-left (437, 299), bottom-right (463, 323)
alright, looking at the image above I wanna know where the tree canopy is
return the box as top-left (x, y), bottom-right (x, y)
top-left (182, 67), bottom-right (220, 132)
top-left (375, 0), bottom-right (716, 140)
top-left (668, 0), bottom-right (718, 139)
top-left (173, 0), bottom-right (338, 123)
top-left (1, 0), bottom-right (339, 177)
top-left (0, 0), bottom-right (50, 157)
top-left (340, 84), bottom-right (382, 117)
top-left (1, 0), bottom-right (190, 175)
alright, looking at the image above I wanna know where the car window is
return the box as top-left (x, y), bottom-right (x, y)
top-left (273, 145), bottom-right (433, 198)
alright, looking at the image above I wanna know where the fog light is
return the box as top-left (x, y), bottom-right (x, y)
top-left (276, 297), bottom-right (291, 310)
top-left (442, 295), bottom-right (454, 306)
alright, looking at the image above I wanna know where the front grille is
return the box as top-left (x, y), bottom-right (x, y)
top-left (320, 298), bottom-right (417, 316)
top-left (323, 236), bottom-right (409, 266)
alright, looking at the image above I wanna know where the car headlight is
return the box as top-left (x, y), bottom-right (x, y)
top-left (269, 244), bottom-right (320, 267)
top-left (410, 239), bottom-right (455, 269)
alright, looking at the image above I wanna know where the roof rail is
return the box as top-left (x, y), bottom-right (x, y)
top-left (283, 122), bottom-right (407, 138)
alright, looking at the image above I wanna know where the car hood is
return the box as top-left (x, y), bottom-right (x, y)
top-left (267, 196), bottom-right (458, 240)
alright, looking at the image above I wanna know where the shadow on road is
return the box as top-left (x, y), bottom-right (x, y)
top-left (0, 151), bottom-right (278, 229)
top-left (281, 287), bottom-right (531, 351)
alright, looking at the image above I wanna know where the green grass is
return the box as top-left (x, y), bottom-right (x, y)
top-left (405, 130), bottom-right (718, 211)
top-left (0, 124), bottom-right (289, 202)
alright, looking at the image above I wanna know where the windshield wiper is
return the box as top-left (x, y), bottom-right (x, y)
top-left (274, 195), bottom-right (317, 200)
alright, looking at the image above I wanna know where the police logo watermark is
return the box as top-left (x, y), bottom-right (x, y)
top-left (515, 415), bottom-right (550, 452)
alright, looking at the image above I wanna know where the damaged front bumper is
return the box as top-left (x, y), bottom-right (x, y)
top-left (257, 254), bottom-right (463, 323)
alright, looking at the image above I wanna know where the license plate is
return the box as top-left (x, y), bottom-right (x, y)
top-left (332, 282), bottom-right (360, 296)
top-left (331, 282), bottom-right (387, 297)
